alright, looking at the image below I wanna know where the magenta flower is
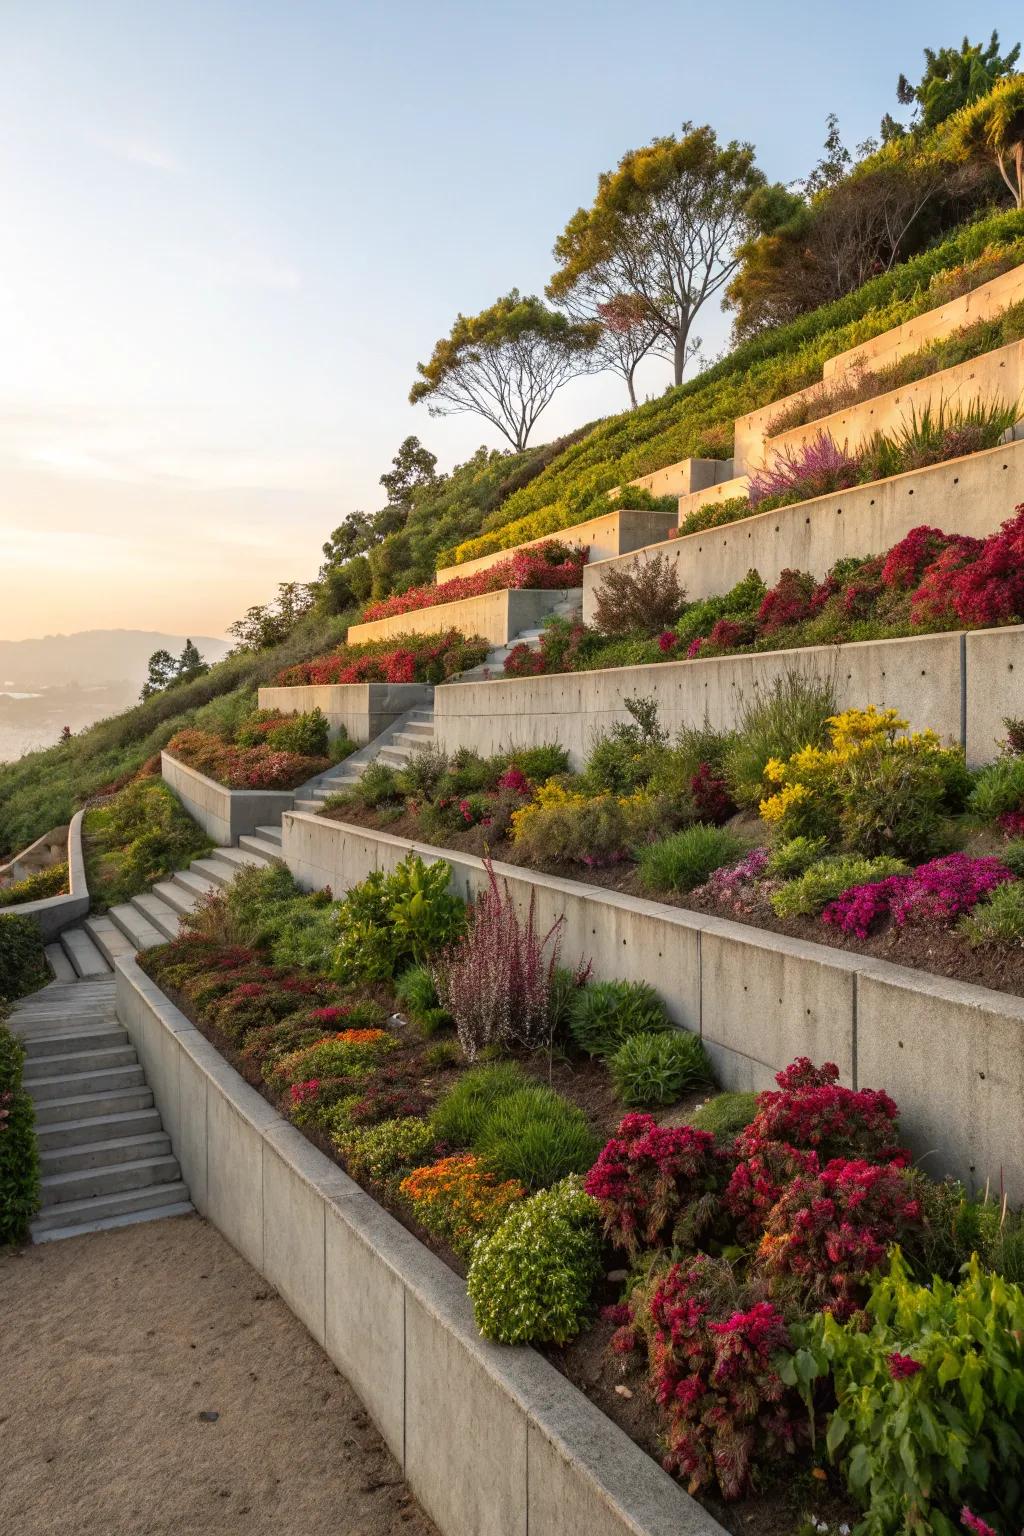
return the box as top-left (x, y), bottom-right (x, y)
top-left (886, 1351), bottom-right (923, 1380)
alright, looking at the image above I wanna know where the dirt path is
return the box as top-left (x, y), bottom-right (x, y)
top-left (0, 1214), bottom-right (438, 1536)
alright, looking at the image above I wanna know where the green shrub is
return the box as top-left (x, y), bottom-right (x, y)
top-left (838, 747), bottom-right (950, 862)
top-left (568, 979), bottom-right (671, 1057)
top-left (0, 1010), bottom-right (40, 1244)
top-left (0, 915), bottom-right (47, 1002)
top-left (476, 1085), bottom-right (600, 1190)
top-left (961, 880), bottom-right (1024, 946)
top-left (999, 839), bottom-right (1024, 878)
top-left (334, 855), bottom-right (465, 980)
top-left (686, 1091), bottom-right (759, 1141)
top-left (430, 1062), bottom-right (527, 1147)
top-left (0, 862), bottom-right (68, 907)
top-left (637, 823), bottom-right (746, 893)
top-left (771, 855), bottom-right (907, 918)
top-left (394, 963), bottom-right (451, 1035)
top-left (766, 835), bottom-right (829, 879)
top-left (608, 1030), bottom-right (711, 1107)
top-left (467, 1175), bottom-right (602, 1344)
top-left (969, 756), bottom-right (1024, 821)
top-left (353, 761), bottom-right (403, 809)
top-left (724, 672), bottom-right (837, 807)
top-left (337, 1116), bottom-right (437, 1193)
top-left (508, 744), bottom-right (571, 782)
top-left (788, 1250), bottom-right (1024, 1536)
top-left (84, 779), bottom-right (212, 909)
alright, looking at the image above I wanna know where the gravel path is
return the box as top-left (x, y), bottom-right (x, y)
top-left (0, 1213), bottom-right (438, 1536)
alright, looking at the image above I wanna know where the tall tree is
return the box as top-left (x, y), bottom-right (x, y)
top-left (894, 31), bottom-right (1020, 134)
top-left (410, 290), bottom-right (600, 451)
top-left (548, 124), bottom-right (768, 387)
top-left (139, 639), bottom-right (208, 701)
top-left (949, 73), bottom-right (1024, 209)
top-left (379, 436), bottom-right (438, 507)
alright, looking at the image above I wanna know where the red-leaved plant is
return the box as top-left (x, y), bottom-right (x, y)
top-left (584, 1114), bottom-right (727, 1258)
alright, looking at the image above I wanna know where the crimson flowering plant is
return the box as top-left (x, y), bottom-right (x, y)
top-left (277, 629), bottom-right (488, 687)
top-left (360, 542), bottom-right (588, 623)
top-left (735, 1057), bottom-right (906, 1168)
top-left (822, 853), bottom-right (1014, 938)
top-left (583, 1113), bottom-right (727, 1258)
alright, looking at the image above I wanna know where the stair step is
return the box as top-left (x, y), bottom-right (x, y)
top-left (130, 893), bottom-right (183, 941)
top-left (40, 1152), bottom-right (181, 1205)
top-left (59, 927), bottom-right (111, 979)
top-left (170, 869), bottom-right (220, 901)
top-left (22, 1026), bottom-right (129, 1060)
top-left (393, 732), bottom-right (433, 750)
top-left (237, 834), bottom-right (285, 862)
top-left (211, 846), bottom-right (274, 871)
top-left (44, 944), bottom-right (77, 983)
top-left (33, 1085), bottom-right (155, 1126)
top-left (189, 857), bottom-right (244, 889)
top-left (41, 1130), bottom-right (171, 1176)
top-left (377, 746), bottom-right (410, 764)
top-left (24, 1043), bottom-right (137, 1079)
top-left (83, 914), bottom-right (136, 965)
top-left (36, 1106), bottom-right (164, 1150)
top-left (255, 824), bottom-right (283, 846)
top-left (293, 799), bottom-right (322, 813)
top-left (27, 1063), bottom-right (146, 1103)
top-left (152, 878), bottom-right (200, 915)
top-left (31, 1180), bottom-right (190, 1234)
top-left (107, 903), bottom-right (165, 951)
top-left (32, 1199), bottom-right (195, 1243)
top-left (402, 721), bottom-right (434, 736)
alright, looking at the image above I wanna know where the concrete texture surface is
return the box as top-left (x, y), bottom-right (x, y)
top-left (161, 752), bottom-right (296, 845)
top-left (434, 507), bottom-right (677, 585)
top-left (346, 588), bottom-right (572, 647)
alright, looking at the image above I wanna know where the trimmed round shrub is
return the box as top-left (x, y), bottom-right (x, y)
top-left (467, 1175), bottom-right (602, 1344)
top-left (609, 1029), bottom-right (711, 1107)
top-left (568, 979), bottom-right (671, 1058)
top-left (686, 1091), bottom-right (760, 1141)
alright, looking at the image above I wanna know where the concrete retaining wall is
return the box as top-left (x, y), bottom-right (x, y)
top-left (161, 752), bottom-right (297, 845)
top-left (281, 814), bottom-right (1024, 1199)
top-left (347, 588), bottom-right (573, 648)
top-left (676, 473), bottom-right (750, 527)
top-left (583, 438), bottom-right (1024, 623)
top-left (8, 809), bottom-right (90, 939)
top-left (257, 682), bottom-right (432, 742)
top-left (434, 508), bottom-right (677, 586)
top-left (115, 956), bottom-right (724, 1536)
top-left (622, 455), bottom-right (735, 502)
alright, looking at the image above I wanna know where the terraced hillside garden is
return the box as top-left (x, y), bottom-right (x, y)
top-left (274, 629), bottom-right (489, 688)
top-left (358, 540), bottom-right (588, 623)
top-left (164, 705), bottom-right (349, 790)
top-left (82, 779), bottom-right (213, 911)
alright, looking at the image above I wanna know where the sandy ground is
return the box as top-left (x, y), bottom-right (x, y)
top-left (0, 1213), bottom-right (438, 1536)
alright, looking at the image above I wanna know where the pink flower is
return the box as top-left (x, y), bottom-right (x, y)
top-left (961, 1510), bottom-right (999, 1536)
top-left (886, 1351), bottom-right (923, 1380)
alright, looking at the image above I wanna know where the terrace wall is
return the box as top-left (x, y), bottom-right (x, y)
top-left (433, 507), bottom-right (677, 585)
top-left (347, 588), bottom-right (573, 648)
top-left (257, 682), bottom-right (432, 742)
top-left (160, 752), bottom-right (298, 845)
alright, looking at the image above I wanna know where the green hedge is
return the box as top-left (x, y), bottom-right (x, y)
top-left (0, 914), bottom-right (47, 1003)
top-left (0, 1005), bottom-right (40, 1244)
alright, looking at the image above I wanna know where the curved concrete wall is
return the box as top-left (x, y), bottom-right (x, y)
top-left (8, 809), bottom-right (90, 939)
top-left (583, 438), bottom-right (1024, 623)
top-left (161, 752), bottom-right (297, 845)
top-left (281, 813), bottom-right (1024, 1201)
top-left (257, 682), bottom-right (432, 742)
top-left (434, 508), bottom-right (677, 586)
top-left (347, 588), bottom-right (573, 648)
top-left (116, 956), bottom-right (725, 1536)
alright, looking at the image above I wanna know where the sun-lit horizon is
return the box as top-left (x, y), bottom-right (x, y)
top-left (3, 0), bottom-right (1020, 642)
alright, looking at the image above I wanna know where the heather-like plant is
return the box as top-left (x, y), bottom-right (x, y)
top-left (592, 551), bottom-right (684, 637)
top-left (467, 1175), bottom-right (602, 1345)
top-left (694, 845), bottom-right (771, 914)
top-left (608, 1029), bottom-right (711, 1107)
top-left (433, 861), bottom-right (564, 1058)
top-left (822, 853), bottom-right (1014, 938)
top-left (584, 1113), bottom-right (727, 1257)
top-left (568, 979), bottom-right (671, 1058)
top-left (748, 431), bottom-right (861, 507)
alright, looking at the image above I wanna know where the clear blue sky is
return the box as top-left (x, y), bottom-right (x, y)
top-left (2, 0), bottom-right (1020, 639)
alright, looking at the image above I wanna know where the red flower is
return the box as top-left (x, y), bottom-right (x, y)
top-left (886, 1351), bottom-right (924, 1380)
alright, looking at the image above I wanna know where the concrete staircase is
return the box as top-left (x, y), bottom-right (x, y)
top-left (294, 592), bottom-right (583, 813)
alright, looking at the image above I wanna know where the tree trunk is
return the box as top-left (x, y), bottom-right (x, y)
top-left (672, 324), bottom-right (688, 388)
top-left (626, 365), bottom-right (638, 410)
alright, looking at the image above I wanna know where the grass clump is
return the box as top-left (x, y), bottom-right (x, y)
top-left (429, 1062), bottom-right (527, 1147)
top-left (608, 1030), bottom-right (711, 1107)
top-left (476, 1085), bottom-right (600, 1190)
top-left (568, 979), bottom-right (671, 1057)
top-left (686, 1091), bottom-right (760, 1141)
top-left (638, 824), bottom-right (746, 893)
top-left (770, 854), bottom-right (907, 918)
top-left (961, 881), bottom-right (1024, 946)
top-left (724, 673), bottom-right (838, 808)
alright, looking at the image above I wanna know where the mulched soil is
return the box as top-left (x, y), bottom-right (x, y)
top-left (324, 802), bottom-right (1024, 998)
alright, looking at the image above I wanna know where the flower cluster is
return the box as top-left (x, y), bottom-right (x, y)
top-left (822, 853), bottom-right (1013, 938)
top-left (583, 1114), bottom-right (725, 1257)
top-left (360, 542), bottom-right (588, 623)
top-left (166, 727), bottom-right (330, 790)
top-left (693, 846), bottom-right (771, 914)
top-left (276, 629), bottom-right (488, 687)
top-left (399, 1153), bottom-right (525, 1256)
top-left (735, 1057), bottom-right (906, 1167)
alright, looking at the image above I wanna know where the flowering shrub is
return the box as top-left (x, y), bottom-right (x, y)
top-left (822, 853), bottom-right (1015, 938)
top-left (398, 1153), bottom-right (525, 1256)
top-left (694, 846), bottom-right (771, 914)
top-left (736, 1057), bottom-right (906, 1167)
top-left (165, 726), bottom-right (328, 790)
top-left (360, 542), bottom-right (587, 623)
top-left (757, 568), bottom-right (816, 634)
top-left (276, 629), bottom-right (488, 687)
top-left (689, 762), bottom-right (736, 824)
top-left (913, 506), bottom-right (1024, 630)
top-left (748, 432), bottom-right (862, 507)
top-left (335, 1116), bottom-right (437, 1193)
top-left (758, 1157), bottom-right (922, 1317)
top-left (266, 1028), bottom-right (395, 1089)
top-left (584, 1113), bottom-right (726, 1258)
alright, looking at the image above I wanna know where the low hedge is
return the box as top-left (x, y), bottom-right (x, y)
top-left (0, 1008), bottom-right (39, 1244)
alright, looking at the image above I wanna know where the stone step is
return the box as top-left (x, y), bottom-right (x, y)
top-left (59, 927), bottom-right (111, 979)
top-left (393, 731), bottom-right (433, 751)
top-left (22, 1025), bottom-right (129, 1060)
top-left (24, 1043), bottom-right (137, 1080)
top-left (402, 721), bottom-right (435, 736)
top-left (41, 1130), bottom-right (171, 1177)
top-left (13, 978), bottom-right (116, 1011)
top-left (44, 944), bottom-right (77, 983)
top-left (36, 1106), bottom-right (164, 1151)
top-left (152, 878), bottom-right (200, 915)
top-left (376, 746), bottom-right (411, 765)
top-left (31, 1086), bottom-right (154, 1126)
top-left (107, 903), bottom-right (165, 952)
top-left (406, 710), bottom-right (435, 723)
top-left (27, 1062), bottom-right (146, 1104)
top-left (11, 993), bottom-right (118, 1027)
top-left (212, 846), bottom-right (274, 872)
top-left (83, 914), bottom-right (136, 965)
top-left (189, 857), bottom-right (244, 889)
top-left (237, 833), bottom-right (285, 863)
top-left (31, 1181), bottom-right (190, 1236)
top-left (130, 893), bottom-right (183, 941)
top-left (40, 1152), bottom-right (181, 1206)
top-left (169, 869), bottom-right (220, 902)
top-left (293, 799), bottom-right (321, 814)
top-left (255, 824), bottom-right (283, 846)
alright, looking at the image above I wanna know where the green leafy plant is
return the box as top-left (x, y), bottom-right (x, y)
top-left (568, 979), bottom-right (672, 1057)
top-left (334, 855), bottom-right (465, 981)
top-left (724, 672), bottom-right (838, 807)
top-left (771, 854), bottom-right (907, 918)
top-left (335, 1115), bottom-right (437, 1194)
top-left (686, 1091), bottom-right (760, 1140)
top-left (0, 915), bottom-right (47, 1002)
top-left (766, 836), bottom-right (829, 878)
top-left (476, 1084), bottom-right (600, 1190)
top-left (0, 1008), bottom-right (40, 1243)
top-left (969, 755), bottom-right (1024, 820)
top-left (467, 1175), bottom-right (602, 1344)
top-left (637, 823), bottom-right (746, 893)
top-left (609, 1029), bottom-right (711, 1107)
top-left (394, 963), bottom-right (451, 1035)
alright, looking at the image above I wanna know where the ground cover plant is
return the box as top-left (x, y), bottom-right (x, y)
top-left (359, 540), bottom-right (588, 623)
top-left (82, 779), bottom-right (212, 910)
top-left (165, 703), bottom-right (342, 790)
top-left (0, 862), bottom-right (68, 907)
top-left (0, 915), bottom-right (48, 1003)
top-left (274, 628), bottom-right (489, 687)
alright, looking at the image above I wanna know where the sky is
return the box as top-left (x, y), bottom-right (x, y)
top-left (2, 0), bottom-right (1021, 643)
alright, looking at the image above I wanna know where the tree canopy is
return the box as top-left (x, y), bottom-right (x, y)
top-left (948, 73), bottom-right (1024, 209)
top-left (379, 435), bottom-right (438, 507)
top-left (410, 291), bottom-right (599, 451)
top-left (892, 31), bottom-right (1020, 135)
top-left (140, 638), bottom-right (209, 701)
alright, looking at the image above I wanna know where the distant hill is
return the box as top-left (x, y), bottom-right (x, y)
top-left (0, 630), bottom-right (231, 690)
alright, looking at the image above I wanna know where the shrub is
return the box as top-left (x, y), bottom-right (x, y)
top-left (467, 1175), bottom-right (602, 1344)
top-left (277, 630), bottom-right (489, 687)
top-left (766, 835), bottom-right (829, 878)
top-left (360, 542), bottom-right (588, 624)
top-left (695, 844), bottom-right (771, 914)
top-left (0, 915), bottom-right (47, 1002)
top-left (823, 853), bottom-right (1014, 938)
top-left (771, 854), bottom-right (907, 918)
top-left (584, 1113), bottom-right (726, 1257)
top-left (508, 743), bottom-right (571, 782)
top-left (398, 1153), bottom-right (525, 1256)
top-left (0, 861), bottom-right (68, 907)
top-left (969, 754), bottom-right (1024, 821)
top-left (334, 855), bottom-right (465, 981)
top-left (84, 780), bottom-right (212, 909)
top-left (430, 1062), bottom-right (527, 1147)
top-left (592, 552), bottom-right (684, 637)
top-left (724, 672), bottom-right (837, 807)
top-left (394, 963), bottom-right (450, 1034)
top-left (336, 1116), bottom-right (437, 1193)
top-left (476, 1084), bottom-right (600, 1190)
top-left (510, 782), bottom-right (666, 868)
top-left (433, 862), bottom-right (564, 1058)
top-left (0, 1011), bottom-right (40, 1243)
top-left (961, 879), bottom-right (1024, 945)
top-left (165, 727), bottom-right (328, 789)
top-left (637, 823), bottom-right (746, 893)
top-left (568, 979), bottom-right (671, 1058)
top-left (236, 706), bottom-right (330, 756)
top-left (749, 431), bottom-right (862, 507)
top-left (608, 1029), bottom-right (711, 1107)
top-left (737, 1056), bottom-right (906, 1167)
top-left (266, 1028), bottom-right (395, 1089)
top-left (790, 1251), bottom-right (1024, 1536)
top-left (686, 1091), bottom-right (759, 1140)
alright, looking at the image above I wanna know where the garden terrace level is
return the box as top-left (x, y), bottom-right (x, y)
top-left (5, 809), bottom-right (90, 940)
top-left (582, 437), bottom-right (1024, 623)
top-left (279, 812), bottom-right (1024, 1203)
top-left (433, 507), bottom-right (677, 586)
top-left (347, 588), bottom-right (576, 648)
top-left (256, 681), bottom-right (432, 743)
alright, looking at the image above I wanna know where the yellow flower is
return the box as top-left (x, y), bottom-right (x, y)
top-left (759, 781), bottom-right (808, 824)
